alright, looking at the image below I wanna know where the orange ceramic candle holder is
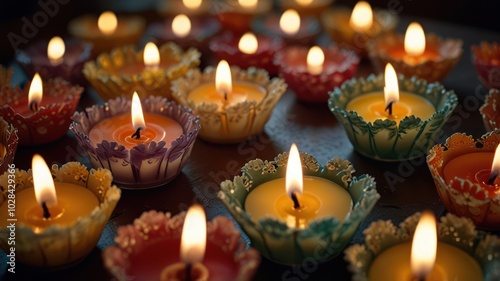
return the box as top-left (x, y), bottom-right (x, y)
top-left (0, 117), bottom-right (18, 175)
top-left (472, 41), bottom-right (500, 89)
top-left (0, 78), bottom-right (83, 145)
top-left (70, 96), bottom-right (200, 189)
top-left (480, 89), bottom-right (500, 131)
top-left (102, 210), bottom-right (260, 281)
top-left (427, 131), bottom-right (500, 230)
top-left (213, 0), bottom-right (272, 35)
top-left (0, 162), bottom-right (121, 268)
top-left (83, 42), bottom-right (200, 101)
top-left (345, 212), bottom-right (500, 280)
top-left (367, 33), bottom-right (463, 82)
top-left (279, 0), bottom-right (334, 18)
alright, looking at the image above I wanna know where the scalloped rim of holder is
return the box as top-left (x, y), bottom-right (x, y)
top-left (102, 210), bottom-right (260, 281)
top-left (0, 117), bottom-right (18, 174)
top-left (218, 151), bottom-right (379, 263)
top-left (344, 212), bottom-right (500, 281)
top-left (471, 41), bottom-right (500, 66)
top-left (480, 89), bottom-right (500, 131)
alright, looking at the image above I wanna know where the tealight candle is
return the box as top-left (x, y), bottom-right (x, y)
top-left (157, 0), bottom-right (212, 18)
top-left (278, 0), bottom-right (334, 17)
top-left (214, 0), bottom-right (272, 35)
top-left (245, 144), bottom-right (353, 228)
top-left (113, 42), bottom-right (174, 75)
top-left (390, 22), bottom-right (440, 65)
top-left (345, 63), bottom-right (435, 123)
top-left (368, 212), bottom-right (483, 281)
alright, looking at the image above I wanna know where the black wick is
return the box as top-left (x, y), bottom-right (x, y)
top-left (29, 101), bottom-right (39, 113)
top-left (487, 172), bottom-right (498, 185)
top-left (223, 91), bottom-right (228, 101)
top-left (291, 192), bottom-right (301, 210)
top-left (42, 202), bottom-right (51, 219)
top-left (185, 263), bottom-right (192, 281)
top-left (385, 101), bottom-right (394, 116)
top-left (131, 127), bottom-right (143, 139)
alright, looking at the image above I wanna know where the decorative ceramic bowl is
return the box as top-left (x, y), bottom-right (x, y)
top-left (103, 210), bottom-right (260, 281)
top-left (427, 131), bottom-right (500, 230)
top-left (70, 96), bottom-right (200, 189)
top-left (345, 212), bottom-right (500, 281)
top-left (218, 152), bottom-right (379, 265)
top-left (368, 33), bottom-right (463, 82)
top-left (83, 42), bottom-right (200, 101)
top-left (480, 89), bottom-right (500, 131)
top-left (0, 117), bottom-right (18, 175)
top-left (171, 66), bottom-right (286, 144)
top-left (0, 78), bottom-right (83, 145)
top-left (252, 13), bottom-right (321, 46)
top-left (0, 162), bottom-right (121, 268)
top-left (328, 74), bottom-right (458, 161)
top-left (213, 0), bottom-right (272, 35)
top-left (472, 41), bottom-right (500, 89)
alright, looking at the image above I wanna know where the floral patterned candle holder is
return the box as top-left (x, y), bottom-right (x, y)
top-left (472, 41), bottom-right (500, 89)
top-left (214, 0), bottom-right (273, 35)
top-left (103, 210), bottom-right (260, 281)
top-left (70, 96), bottom-right (200, 189)
top-left (171, 66), bottom-right (286, 144)
top-left (0, 78), bottom-right (83, 145)
top-left (0, 162), bottom-right (121, 268)
top-left (427, 131), bottom-right (500, 230)
top-left (278, 0), bottom-right (334, 17)
top-left (273, 46), bottom-right (360, 103)
top-left (0, 117), bottom-right (18, 175)
top-left (480, 89), bottom-right (500, 131)
top-left (328, 74), bottom-right (457, 161)
top-left (252, 13), bottom-right (321, 46)
top-left (218, 152), bottom-right (379, 265)
top-left (15, 39), bottom-right (92, 85)
top-left (83, 42), bottom-right (200, 101)
top-left (368, 33), bottom-right (463, 82)
top-left (345, 212), bottom-right (500, 281)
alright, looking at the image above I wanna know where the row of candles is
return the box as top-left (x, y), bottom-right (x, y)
top-left (1, 0), bottom-right (500, 280)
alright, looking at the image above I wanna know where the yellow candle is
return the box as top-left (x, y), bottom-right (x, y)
top-left (346, 63), bottom-right (435, 123)
top-left (187, 60), bottom-right (266, 111)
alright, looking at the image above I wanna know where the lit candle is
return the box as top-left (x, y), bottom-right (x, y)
top-left (47, 36), bottom-right (65, 66)
top-left (345, 63), bottom-right (435, 123)
top-left (0, 155), bottom-right (99, 233)
top-left (397, 22), bottom-right (440, 65)
top-left (349, 1), bottom-right (373, 33)
top-left (214, 0), bottom-right (271, 35)
top-left (306, 46), bottom-right (324, 75)
top-left (88, 92), bottom-right (183, 150)
top-left (98, 11), bottom-right (118, 35)
top-left (239, 0), bottom-right (258, 9)
top-left (172, 14), bottom-right (191, 38)
top-left (187, 60), bottom-right (266, 111)
top-left (368, 211), bottom-right (483, 281)
top-left (280, 9), bottom-right (301, 36)
top-left (158, 0), bottom-right (212, 18)
top-left (278, 0), bottom-right (334, 17)
top-left (244, 144), bottom-right (353, 228)
top-left (114, 42), bottom-right (171, 75)
top-left (238, 32), bottom-right (258, 55)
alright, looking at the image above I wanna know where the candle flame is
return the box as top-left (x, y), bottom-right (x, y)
top-left (384, 63), bottom-right (399, 107)
top-left (286, 143), bottom-right (303, 197)
top-left (349, 1), bottom-right (373, 32)
top-left (296, 0), bottom-right (313, 5)
top-left (47, 36), bottom-right (65, 63)
top-left (307, 46), bottom-right (324, 75)
top-left (215, 60), bottom-right (232, 98)
top-left (143, 42), bottom-right (160, 69)
top-left (28, 73), bottom-right (43, 110)
top-left (404, 22), bottom-right (426, 57)
top-left (98, 11), bottom-right (118, 35)
top-left (238, 32), bottom-right (258, 54)
top-left (239, 0), bottom-right (257, 9)
top-left (32, 154), bottom-right (58, 207)
top-left (411, 211), bottom-right (437, 279)
top-left (131, 92), bottom-right (146, 131)
top-left (280, 9), bottom-right (300, 35)
top-left (491, 144), bottom-right (500, 179)
top-left (180, 204), bottom-right (206, 264)
top-left (183, 0), bottom-right (202, 9)
top-left (172, 14), bottom-right (191, 37)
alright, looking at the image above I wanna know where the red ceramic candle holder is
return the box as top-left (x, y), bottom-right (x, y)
top-left (15, 39), bottom-right (93, 86)
top-left (0, 117), bottom-right (18, 175)
top-left (252, 13), bottom-right (321, 46)
top-left (274, 46), bottom-right (360, 103)
top-left (213, 0), bottom-right (273, 35)
top-left (427, 131), bottom-right (500, 230)
top-left (0, 78), bottom-right (83, 146)
top-left (472, 41), bottom-right (500, 89)
top-left (209, 32), bottom-right (284, 75)
top-left (102, 210), bottom-right (260, 281)
top-left (157, 0), bottom-right (213, 18)
top-left (278, 0), bottom-right (334, 18)
top-left (480, 89), bottom-right (500, 131)
top-left (368, 33), bottom-right (463, 82)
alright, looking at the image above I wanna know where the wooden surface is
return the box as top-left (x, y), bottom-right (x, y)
top-left (1, 15), bottom-right (500, 281)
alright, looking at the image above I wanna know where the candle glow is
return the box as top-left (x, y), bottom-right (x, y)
top-left (98, 11), bottom-right (118, 35)
top-left (384, 63), bottom-right (399, 109)
top-left (32, 154), bottom-right (58, 208)
top-left (47, 36), bottom-right (65, 64)
top-left (238, 32), bottom-right (258, 54)
top-left (239, 0), bottom-right (258, 9)
top-left (28, 73), bottom-right (43, 112)
top-left (306, 46), bottom-right (325, 75)
top-left (280, 9), bottom-right (300, 35)
top-left (296, 0), bottom-right (313, 5)
top-left (411, 212), bottom-right (437, 280)
top-left (215, 60), bottom-right (232, 98)
top-left (286, 143), bottom-right (303, 198)
top-left (144, 42), bottom-right (160, 69)
top-left (349, 1), bottom-right (373, 32)
top-left (131, 92), bottom-right (146, 132)
top-left (183, 0), bottom-right (202, 9)
top-left (404, 22), bottom-right (426, 57)
top-left (180, 204), bottom-right (207, 264)
top-left (172, 14), bottom-right (191, 37)
top-left (490, 144), bottom-right (500, 180)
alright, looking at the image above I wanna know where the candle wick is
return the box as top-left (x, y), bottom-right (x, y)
top-left (291, 192), bottom-right (301, 210)
top-left (42, 202), bottom-right (51, 219)
top-left (385, 101), bottom-right (394, 116)
top-left (131, 127), bottom-right (143, 139)
top-left (29, 101), bottom-right (39, 113)
top-left (487, 172), bottom-right (498, 185)
top-left (224, 91), bottom-right (228, 101)
top-left (185, 262), bottom-right (192, 281)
